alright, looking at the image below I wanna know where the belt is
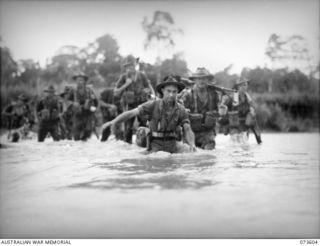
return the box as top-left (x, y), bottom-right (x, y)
top-left (151, 131), bottom-right (176, 138)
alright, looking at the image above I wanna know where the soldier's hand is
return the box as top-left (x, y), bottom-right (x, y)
top-left (102, 121), bottom-right (113, 131)
top-left (250, 107), bottom-right (255, 116)
top-left (189, 144), bottom-right (197, 152)
top-left (125, 78), bottom-right (133, 86)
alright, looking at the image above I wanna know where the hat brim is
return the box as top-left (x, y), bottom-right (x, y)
top-left (123, 57), bottom-right (140, 67)
top-left (72, 75), bottom-right (89, 81)
top-left (17, 94), bottom-right (28, 101)
top-left (44, 89), bottom-right (56, 93)
top-left (235, 79), bottom-right (251, 87)
top-left (189, 74), bottom-right (214, 80)
top-left (181, 77), bottom-right (195, 86)
top-left (156, 81), bottom-right (185, 96)
top-left (18, 97), bottom-right (28, 102)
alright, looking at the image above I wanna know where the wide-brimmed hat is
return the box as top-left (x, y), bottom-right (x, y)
top-left (235, 77), bottom-right (251, 87)
top-left (72, 73), bottom-right (89, 82)
top-left (44, 85), bottom-right (56, 93)
top-left (189, 67), bottom-right (214, 80)
top-left (123, 55), bottom-right (139, 67)
top-left (162, 75), bottom-right (194, 87)
top-left (156, 76), bottom-right (185, 97)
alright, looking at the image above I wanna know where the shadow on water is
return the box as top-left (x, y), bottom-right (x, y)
top-left (67, 154), bottom-right (219, 190)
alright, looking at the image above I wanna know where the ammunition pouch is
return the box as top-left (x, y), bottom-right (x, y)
top-left (218, 104), bottom-right (228, 116)
top-left (136, 127), bottom-right (149, 148)
top-left (51, 109), bottom-right (60, 120)
top-left (189, 113), bottom-right (203, 132)
top-left (204, 110), bottom-right (218, 130)
top-left (228, 111), bottom-right (240, 127)
top-left (39, 109), bottom-right (50, 121)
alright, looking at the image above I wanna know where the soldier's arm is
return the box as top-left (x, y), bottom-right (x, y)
top-left (182, 123), bottom-right (196, 152)
top-left (99, 100), bottom-right (116, 109)
top-left (113, 75), bottom-right (132, 97)
top-left (102, 108), bottom-right (139, 130)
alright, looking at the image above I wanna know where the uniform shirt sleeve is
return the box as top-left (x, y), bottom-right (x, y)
top-left (137, 100), bottom-right (156, 117)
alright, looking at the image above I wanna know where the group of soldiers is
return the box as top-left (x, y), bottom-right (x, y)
top-left (2, 54), bottom-right (262, 153)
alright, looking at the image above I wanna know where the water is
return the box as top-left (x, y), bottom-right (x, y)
top-left (0, 133), bottom-right (319, 238)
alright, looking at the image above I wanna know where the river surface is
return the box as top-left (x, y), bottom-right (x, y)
top-left (0, 133), bottom-right (319, 239)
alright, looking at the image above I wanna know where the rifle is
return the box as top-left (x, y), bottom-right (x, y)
top-left (208, 84), bottom-right (237, 94)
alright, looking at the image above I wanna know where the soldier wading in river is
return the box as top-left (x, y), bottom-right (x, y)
top-left (179, 67), bottom-right (220, 150)
top-left (71, 73), bottom-right (98, 141)
top-left (113, 55), bottom-right (155, 144)
top-left (36, 85), bottom-right (61, 142)
top-left (102, 76), bottom-right (196, 153)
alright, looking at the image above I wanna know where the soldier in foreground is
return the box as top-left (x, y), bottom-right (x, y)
top-left (102, 76), bottom-right (196, 153)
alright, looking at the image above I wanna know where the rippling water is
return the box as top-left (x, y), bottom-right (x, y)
top-left (0, 133), bottom-right (319, 238)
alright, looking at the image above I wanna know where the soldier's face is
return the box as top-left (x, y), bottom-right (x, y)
top-left (17, 100), bottom-right (24, 106)
top-left (238, 83), bottom-right (248, 93)
top-left (162, 85), bottom-right (178, 103)
top-left (46, 92), bottom-right (54, 98)
top-left (76, 77), bottom-right (86, 89)
top-left (195, 77), bottom-right (209, 89)
top-left (125, 64), bottom-right (135, 74)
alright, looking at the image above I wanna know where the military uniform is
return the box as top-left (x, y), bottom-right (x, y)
top-left (99, 88), bottom-right (123, 141)
top-left (179, 68), bottom-right (220, 150)
top-left (59, 86), bottom-right (74, 140)
top-left (137, 99), bottom-right (190, 153)
top-left (115, 70), bottom-right (152, 144)
top-left (3, 98), bottom-right (32, 129)
top-left (36, 87), bottom-right (61, 142)
top-left (221, 77), bottom-right (262, 144)
top-left (72, 85), bottom-right (98, 141)
top-left (180, 87), bottom-right (219, 149)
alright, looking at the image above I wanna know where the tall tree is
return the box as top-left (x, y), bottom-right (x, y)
top-left (265, 33), bottom-right (315, 78)
top-left (142, 11), bottom-right (183, 81)
top-left (1, 46), bottom-right (18, 86)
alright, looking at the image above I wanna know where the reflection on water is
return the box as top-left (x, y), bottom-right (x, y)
top-left (72, 155), bottom-right (218, 190)
top-left (0, 133), bottom-right (319, 238)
